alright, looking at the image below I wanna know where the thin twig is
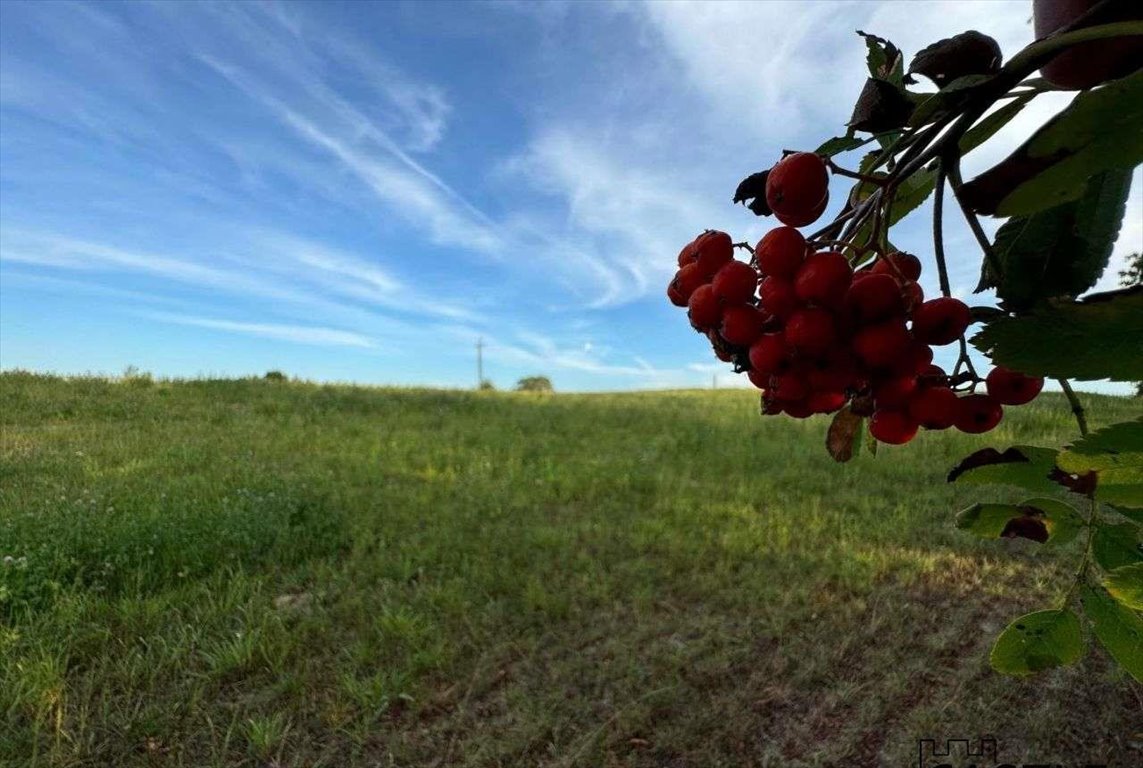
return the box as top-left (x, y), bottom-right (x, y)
top-left (827, 158), bottom-right (888, 186)
top-left (932, 158), bottom-right (951, 298)
top-left (946, 157), bottom-right (1002, 283)
top-left (1057, 378), bottom-right (1089, 437)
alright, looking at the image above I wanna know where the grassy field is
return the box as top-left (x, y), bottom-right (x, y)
top-left (1, 371), bottom-right (1140, 767)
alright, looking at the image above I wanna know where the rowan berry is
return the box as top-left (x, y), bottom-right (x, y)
top-left (785, 308), bottom-right (837, 355)
top-left (671, 262), bottom-right (707, 303)
top-left (871, 252), bottom-right (922, 282)
top-left (687, 284), bottom-right (722, 330)
top-left (908, 386), bottom-right (958, 429)
top-left (748, 333), bottom-right (790, 376)
top-left (755, 227), bottom-right (806, 278)
top-left (759, 276), bottom-right (799, 320)
top-left (912, 297), bottom-right (970, 346)
top-left (775, 191), bottom-right (829, 228)
top-left (712, 261), bottom-right (759, 305)
top-left (808, 390), bottom-right (847, 414)
top-left (765, 153), bottom-right (829, 226)
top-left (954, 393), bottom-right (1003, 434)
top-left (795, 251), bottom-right (853, 308)
top-left (782, 398), bottom-right (814, 419)
top-left (843, 272), bottom-right (904, 324)
top-left (869, 409), bottom-right (918, 444)
top-left (772, 371), bottom-right (810, 402)
top-left (806, 349), bottom-right (858, 392)
top-left (720, 305), bottom-right (764, 346)
top-left (852, 320), bottom-right (911, 369)
top-left (985, 366), bottom-right (1045, 406)
top-left (694, 231), bottom-right (734, 277)
top-left (873, 375), bottom-right (918, 408)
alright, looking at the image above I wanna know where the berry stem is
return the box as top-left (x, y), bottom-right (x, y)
top-left (825, 158), bottom-right (888, 186)
top-left (1057, 378), bottom-right (1089, 437)
top-left (1061, 494), bottom-right (1099, 609)
top-left (733, 241), bottom-right (755, 254)
top-left (932, 158), bottom-right (952, 298)
top-left (946, 157), bottom-right (1002, 283)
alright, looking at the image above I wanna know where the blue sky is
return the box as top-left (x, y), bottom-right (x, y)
top-left (1, 1), bottom-right (1139, 392)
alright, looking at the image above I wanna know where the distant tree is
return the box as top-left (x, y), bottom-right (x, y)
top-left (1120, 253), bottom-right (1142, 397)
top-left (264, 370), bottom-right (287, 382)
top-left (515, 376), bottom-right (553, 393)
top-left (478, 379), bottom-right (496, 391)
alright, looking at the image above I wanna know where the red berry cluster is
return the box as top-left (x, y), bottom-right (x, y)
top-left (667, 151), bottom-right (1046, 447)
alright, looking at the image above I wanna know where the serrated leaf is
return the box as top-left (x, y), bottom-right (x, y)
top-left (826, 407), bottom-right (863, 463)
top-left (949, 445), bottom-right (1064, 495)
top-left (978, 169), bottom-right (1132, 308)
top-left (858, 30), bottom-right (904, 86)
top-left (961, 69), bottom-right (1143, 216)
top-left (1058, 419), bottom-right (1143, 508)
top-left (1093, 522), bottom-right (1143, 572)
top-left (989, 609), bottom-right (1084, 675)
top-left (958, 93), bottom-right (1034, 156)
top-left (970, 289), bottom-right (1143, 382)
top-left (1081, 585), bottom-right (1143, 683)
top-left (1111, 504), bottom-right (1143, 524)
top-left (888, 166), bottom-right (937, 225)
top-left (815, 135), bottom-right (866, 157)
top-left (1105, 563), bottom-right (1143, 611)
top-left (955, 498), bottom-right (1083, 544)
top-left (849, 78), bottom-right (915, 133)
top-left (907, 31), bottom-right (1002, 87)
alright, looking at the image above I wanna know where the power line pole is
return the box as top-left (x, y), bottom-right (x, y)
top-left (476, 337), bottom-right (484, 388)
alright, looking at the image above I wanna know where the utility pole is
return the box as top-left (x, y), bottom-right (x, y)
top-left (712, 373), bottom-right (717, 390)
top-left (476, 337), bottom-right (484, 388)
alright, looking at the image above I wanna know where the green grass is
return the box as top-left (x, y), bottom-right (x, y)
top-left (1, 371), bottom-right (1140, 767)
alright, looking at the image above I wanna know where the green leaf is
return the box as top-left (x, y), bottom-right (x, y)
top-left (978, 169), bottom-right (1132, 310)
top-left (1081, 585), bottom-right (1143, 683)
top-left (950, 445), bottom-right (1064, 495)
top-left (1058, 418), bottom-right (1143, 508)
top-left (955, 498), bottom-right (1083, 544)
top-left (970, 289), bottom-right (1143, 382)
top-left (958, 93), bottom-right (1034, 156)
top-left (907, 74), bottom-right (996, 128)
top-left (815, 134), bottom-right (866, 157)
top-left (956, 503), bottom-right (1029, 539)
top-left (1105, 563), bottom-right (1143, 611)
top-left (888, 165), bottom-right (937, 226)
top-left (989, 609), bottom-right (1084, 675)
top-left (858, 30), bottom-right (904, 86)
top-left (961, 69), bottom-right (1143, 216)
top-left (1092, 522), bottom-right (1143, 572)
top-left (1111, 504), bottom-right (1143, 524)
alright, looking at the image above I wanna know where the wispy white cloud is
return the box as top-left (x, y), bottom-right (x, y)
top-left (141, 311), bottom-right (375, 348)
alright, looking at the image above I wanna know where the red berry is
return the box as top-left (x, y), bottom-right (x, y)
top-left (954, 394), bottom-right (1003, 434)
top-left (908, 386), bottom-right (958, 430)
top-left (720, 305), bottom-right (764, 346)
top-left (677, 240), bottom-right (698, 267)
top-left (765, 152), bottom-right (829, 223)
top-left (783, 399), bottom-right (814, 419)
top-left (755, 227), bottom-right (806, 278)
top-left (711, 261), bottom-right (758, 305)
top-left (916, 364), bottom-right (947, 388)
top-left (808, 390), bottom-right (847, 414)
top-left (985, 366), bottom-right (1045, 406)
top-left (785, 308), bottom-right (837, 355)
top-left (774, 190), bottom-right (829, 228)
top-left (852, 320), bottom-right (911, 369)
top-left (873, 375), bottom-right (918, 408)
top-left (748, 333), bottom-right (790, 376)
top-left (693, 231), bottom-right (734, 277)
top-left (901, 280), bottom-right (924, 312)
top-left (667, 282), bottom-right (687, 307)
top-left (772, 371), bottom-right (810, 402)
top-left (912, 297), bottom-right (971, 346)
top-left (871, 252), bottom-right (922, 282)
top-left (869, 409), bottom-right (918, 444)
top-left (759, 276), bottom-right (799, 320)
top-left (890, 342), bottom-right (934, 377)
top-left (795, 251), bottom-right (852, 308)
top-left (747, 369), bottom-right (768, 389)
top-left (671, 262), bottom-right (707, 303)
top-left (843, 272), bottom-right (903, 324)
top-left (806, 350), bottom-right (858, 392)
top-left (687, 284), bottom-right (721, 330)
